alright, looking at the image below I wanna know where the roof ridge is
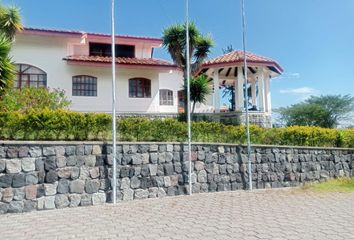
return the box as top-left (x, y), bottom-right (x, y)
top-left (202, 50), bottom-right (283, 73)
top-left (63, 55), bottom-right (177, 67)
top-left (206, 50), bottom-right (276, 62)
top-left (22, 27), bottom-right (162, 41)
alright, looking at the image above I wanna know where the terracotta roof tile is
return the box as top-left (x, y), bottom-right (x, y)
top-left (22, 27), bottom-right (162, 42)
top-left (63, 55), bottom-right (177, 68)
top-left (203, 50), bottom-right (283, 73)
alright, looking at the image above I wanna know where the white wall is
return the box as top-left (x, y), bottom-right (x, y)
top-left (11, 34), bottom-right (80, 90)
top-left (194, 93), bottom-right (214, 113)
top-left (135, 43), bottom-right (153, 58)
top-left (11, 34), bottom-right (182, 113)
top-left (65, 65), bottom-right (163, 113)
top-left (159, 71), bottom-right (183, 113)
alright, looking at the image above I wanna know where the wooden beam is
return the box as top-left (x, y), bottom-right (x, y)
top-left (234, 67), bottom-right (238, 77)
top-left (248, 67), bottom-right (256, 74)
top-left (225, 68), bottom-right (232, 77)
top-left (200, 68), bottom-right (208, 74)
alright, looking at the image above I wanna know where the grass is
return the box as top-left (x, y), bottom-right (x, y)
top-left (303, 178), bottom-right (354, 193)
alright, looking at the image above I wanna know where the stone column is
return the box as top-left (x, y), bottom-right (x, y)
top-left (257, 69), bottom-right (265, 112)
top-left (213, 70), bottom-right (220, 113)
top-left (236, 66), bottom-right (244, 111)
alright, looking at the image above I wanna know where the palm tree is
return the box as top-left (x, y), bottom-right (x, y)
top-left (162, 23), bottom-right (213, 114)
top-left (0, 5), bottom-right (22, 96)
top-left (188, 74), bottom-right (211, 113)
top-left (0, 35), bottom-right (14, 95)
top-left (0, 5), bottom-right (23, 40)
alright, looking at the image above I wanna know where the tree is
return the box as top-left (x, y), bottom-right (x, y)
top-left (0, 6), bottom-right (23, 41)
top-left (0, 35), bottom-right (14, 95)
top-left (0, 87), bottom-right (71, 112)
top-left (0, 5), bottom-right (23, 96)
top-left (277, 94), bottom-right (354, 128)
top-left (162, 23), bottom-right (213, 114)
top-left (187, 74), bottom-right (211, 113)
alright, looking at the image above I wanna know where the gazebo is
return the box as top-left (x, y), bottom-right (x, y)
top-left (198, 50), bottom-right (283, 128)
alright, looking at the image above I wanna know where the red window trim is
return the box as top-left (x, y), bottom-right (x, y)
top-left (129, 78), bottom-right (151, 98)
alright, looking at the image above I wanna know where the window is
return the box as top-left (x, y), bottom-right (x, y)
top-left (129, 78), bottom-right (151, 98)
top-left (89, 43), bottom-right (135, 58)
top-left (14, 64), bottom-right (47, 89)
top-left (160, 89), bottom-right (173, 106)
top-left (72, 75), bottom-right (97, 96)
top-left (178, 90), bottom-right (185, 113)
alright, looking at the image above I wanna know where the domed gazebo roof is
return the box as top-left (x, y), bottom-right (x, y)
top-left (201, 50), bottom-right (283, 75)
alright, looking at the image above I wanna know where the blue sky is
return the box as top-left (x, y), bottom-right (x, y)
top-left (2, 0), bottom-right (354, 108)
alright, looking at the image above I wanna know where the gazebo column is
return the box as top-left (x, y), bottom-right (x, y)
top-left (264, 72), bottom-right (271, 113)
top-left (251, 77), bottom-right (257, 107)
top-left (236, 66), bottom-right (244, 111)
top-left (213, 70), bottom-right (220, 113)
top-left (257, 69), bottom-right (265, 112)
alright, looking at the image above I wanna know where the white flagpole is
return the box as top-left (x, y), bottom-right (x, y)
top-left (186, 0), bottom-right (192, 195)
top-left (111, 0), bottom-right (117, 203)
top-left (241, 0), bottom-right (252, 191)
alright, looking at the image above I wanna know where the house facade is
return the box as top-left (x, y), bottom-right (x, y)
top-left (11, 27), bottom-right (283, 127)
top-left (11, 27), bottom-right (182, 113)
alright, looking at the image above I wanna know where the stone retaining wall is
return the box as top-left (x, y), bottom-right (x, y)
top-left (0, 141), bottom-right (352, 214)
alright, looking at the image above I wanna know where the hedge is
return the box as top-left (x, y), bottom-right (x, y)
top-left (0, 110), bottom-right (353, 148)
top-left (0, 110), bottom-right (111, 140)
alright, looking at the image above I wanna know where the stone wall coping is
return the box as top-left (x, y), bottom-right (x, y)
top-left (0, 140), bottom-right (353, 151)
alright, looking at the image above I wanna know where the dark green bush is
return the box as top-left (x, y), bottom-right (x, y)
top-left (0, 110), bottom-right (353, 148)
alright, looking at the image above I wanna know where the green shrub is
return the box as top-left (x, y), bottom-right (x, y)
top-left (92, 113), bottom-right (112, 139)
top-left (118, 117), bottom-right (152, 141)
top-left (151, 119), bottom-right (187, 142)
top-left (0, 110), bottom-right (111, 140)
top-left (284, 126), bottom-right (338, 147)
top-left (0, 110), bottom-right (353, 148)
top-left (0, 111), bottom-right (23, 139)
top-left (342, 129), bottom-right (354, 148)
top-left (0, 87), bottom-right (71, 112)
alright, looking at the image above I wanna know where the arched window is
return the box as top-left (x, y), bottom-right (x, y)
top-left (160, 89), bottom-right (173, 106)
top-left (72, 75), bottom-right (97, 96)
top-left (129, 78), bottom-right (151, 98)
top-left (14, 64), bottom-right (47, 89)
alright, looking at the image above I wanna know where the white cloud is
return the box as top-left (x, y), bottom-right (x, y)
top-left (279, 87), bottom-right (316, 94)
top-left (272, 72), bottom-right (300, 81)
top-left (287, 73), bottom-right (300, 78)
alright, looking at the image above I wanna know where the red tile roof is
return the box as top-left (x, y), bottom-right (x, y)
top-left (22, 27), bottom-right (162, 42)
top-left (203, 50), bottom-right (283, 73)
top-left (63, 55), bottom-right (177, 68)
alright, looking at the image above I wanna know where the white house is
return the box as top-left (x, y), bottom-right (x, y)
top-left (11, 27), bottom-right (283, 127)
top-left (11, 27), bottom-right (182, 113)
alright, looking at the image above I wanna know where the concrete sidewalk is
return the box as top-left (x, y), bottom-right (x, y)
top-left (0, 189), bottom-right (353, 240)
